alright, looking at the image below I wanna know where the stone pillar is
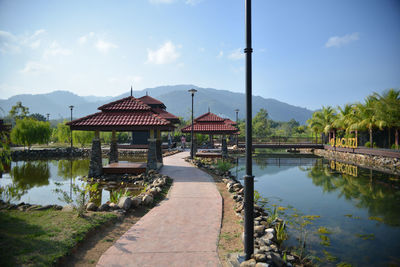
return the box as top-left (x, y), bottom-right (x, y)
top-left (209, 134), bottom-right (214, 148)
top-left (109, 130), bottom-right (118, 163)
top-left (89, 131), bottom-right (103, 177)
top-left (147, 129), bottom-right (157, 170)
top-left (221, 135), bottom-right (228, 158)
top-left (156, 129), bottom-right (163, 164)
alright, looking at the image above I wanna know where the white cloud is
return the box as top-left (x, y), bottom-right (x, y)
top-left (30, 40), bottom-right (41, 49)
top-left (78, 32), bottom-right (95, 45)
top-left (0, 29), bottom-right (46, 53)
top-left (20, 61), bottom-right (50, 74)
top-left (126, 75), bottom-right (143, 83)
top-left (325, 32), bottom-right (359, 48)
top-left (147, 41), bottom-right (180, 64)
top-left (217, 51), bottom-right (224, 58)
top-left (228, 48), bottom-right (244, 60)
top-left (44, 41), bottom-right (72, 58)
top-left (95, 39), bottom-right (118, 53)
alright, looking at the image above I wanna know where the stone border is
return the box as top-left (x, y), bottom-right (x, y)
top-left (314, 149), bottom-right (400, 175)
top-left (187, 158), bottom-right (300, 267)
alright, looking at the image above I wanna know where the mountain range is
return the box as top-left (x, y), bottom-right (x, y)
top-left (0, 85), bottom-right (314, 124)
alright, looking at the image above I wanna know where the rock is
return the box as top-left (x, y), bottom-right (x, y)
top-left (260, 245), bottom-right (272, 252)
top-left (109, 202), bottom-right (119, 210)
top-left (142, 194), bottom-right (154, 206)
top-left (270, 244), bottom-right (278, 252)
top-left (98, 203), bottom-right (110, 211)
top-left (286, 255), bottom-right (295, 261)
top-left (149, 188), bottom-right (158, 196)
top-left (255, 263), bottom-right (269, 267)
top-left (271, 252), bottom-right (285, 267)
top-left (62, 204), bottom-right (74, 212)
top-left (131, 197), bottom-right (142, 208)
top-left (118, 197), bottom-right (132, 210)
top-left (233, 183), bottom-right (242, 191)
top-left (155, 187), bottom-right (162, 193)
top-left (265, 228), bottom-right (275, 234)
top-left (240, 259), bottom-right (256, 267)
top-left (254, 225), bottom-right (265, 235)
top-left (86, 202), bottom-right (98, 211)
top-left (263, 232), bottom-right (275, 241)
top-left (254, 254), bottom-right (267, 262)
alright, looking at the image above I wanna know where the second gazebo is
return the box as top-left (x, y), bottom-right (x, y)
top-left (181, 112), bottom-right (238, 157)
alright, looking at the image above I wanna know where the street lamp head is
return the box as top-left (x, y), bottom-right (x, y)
top-left (188, 88), bottom-right (197, 95)
top-left (69, 105), bottom-right (74, 110)
top-left (235, 109), bottom-right (239, 113)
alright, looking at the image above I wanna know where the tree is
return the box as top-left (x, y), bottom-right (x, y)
top-left (73, 131), bottom-right (94, 148)
top-left (29, 113), bottom-right (47, 122)
top-left (0, 132), bottom-right (11, 173)
top-left (56, 120), bottom-right (71, 144)
top-left (355, 97), bottom-right (385, 148)
top-left (373, 89), bottom-right (400, 148)
top-left (10, 118), bottom-right (51, 149)
top-left (9, 101), bottom-right (29, 121)
top-left (253, 108), bottom-right (270, 138)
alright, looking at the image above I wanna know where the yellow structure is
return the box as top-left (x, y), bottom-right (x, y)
top-left (330, 137), bottom-right (357, 149)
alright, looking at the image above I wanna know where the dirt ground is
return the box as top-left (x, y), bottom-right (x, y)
top-left (210, 173), bottom-right (243, 267)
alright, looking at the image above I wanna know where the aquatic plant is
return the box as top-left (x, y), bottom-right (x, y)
top-left (215, 159), bottom-right (233, 173)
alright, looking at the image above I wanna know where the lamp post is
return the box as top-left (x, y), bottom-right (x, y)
top-left (244, 0), bottom-right (254, 260)
top-left (235, 109), bottom-right (239, 146)
top-left (69, 105), bottom-right (74, 151)
top-left (188, 88), bottom-right (197, 159)
top-left (46, 113), bottom-right (50, 121)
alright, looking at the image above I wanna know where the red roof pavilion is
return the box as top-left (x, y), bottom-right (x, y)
top-left (67, 96), bottom-right (174, 131)
top-left (138, 95), bottom-right (180, 124)
top-left (181, 112), bottom-right (238, 134)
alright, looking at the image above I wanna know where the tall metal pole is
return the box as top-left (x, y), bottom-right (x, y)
top-left (188, 89), bottom-right (197, 159)
top-left (244, 0), bottom-right (254, 260)
top-left (235, 109), bottom-right (239, 147)
top-left (69, 106), bottom-right (74, 151)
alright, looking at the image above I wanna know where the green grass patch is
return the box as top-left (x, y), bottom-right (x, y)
top-left (0, 209), bottom-right (116, 266)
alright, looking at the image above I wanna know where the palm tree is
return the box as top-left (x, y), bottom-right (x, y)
top-left (373, 89), bottom-right (400, 148)
top-left (307, 106), bottom-right (336, 144)
top-left (355, 96), bottom-right (385, 148)
top-left (307, 111), bottom-right (323, 143)
top-left (333, 104), bottom-right (355, 136)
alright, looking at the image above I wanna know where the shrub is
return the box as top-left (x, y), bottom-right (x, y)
top-left (216, 159), bottom-right (233, 173)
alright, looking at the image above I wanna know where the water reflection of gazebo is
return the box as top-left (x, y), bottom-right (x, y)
top-left (67, 94), bottom-right (176, 177)
top-left (181, 112), bottom-right (238, 157)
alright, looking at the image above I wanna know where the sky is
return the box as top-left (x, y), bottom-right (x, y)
top-left (0, 0), bottom-right (399, 110)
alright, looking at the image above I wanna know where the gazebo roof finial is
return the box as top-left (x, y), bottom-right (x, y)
top-left (208, 106), bottom-right (210, 113)
top-left (146, 91), bottom-right (148, 96)
top-left (130, 85), bottom-right (133, 97)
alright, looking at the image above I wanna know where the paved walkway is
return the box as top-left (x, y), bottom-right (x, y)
top-left (97, 151), bottom-right (222, 267)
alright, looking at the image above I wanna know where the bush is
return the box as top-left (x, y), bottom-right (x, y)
top-left (365, 141), bottom-right (371, 148)
top-left (216, 159), bottom-right (233, 173)
top-left (11, 118), bottom-right (51, 149)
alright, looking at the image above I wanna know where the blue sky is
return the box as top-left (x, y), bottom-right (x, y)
top-left (0, 0), bottom-right (399, 110)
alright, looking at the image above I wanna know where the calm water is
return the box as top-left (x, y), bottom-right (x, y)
top-left (232, 153), bottom-right (400, 267)
top-left (0, 157), bottom-right (145, 206)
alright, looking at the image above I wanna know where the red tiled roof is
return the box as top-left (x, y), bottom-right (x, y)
top-left (195, 112), bottom-right (225, 122)
top-left (152, 108), bottom-right (178, 119)
top-left (224, 118), bottom-right (237, 125)
top-left (181, 122), bottom-right (238, 133)
top-left (67, 111), bottom-right (171, 127)
top-left (138, 95), bottom-right (165, 106)
top-left (98, 96), bottom-right (151, 111)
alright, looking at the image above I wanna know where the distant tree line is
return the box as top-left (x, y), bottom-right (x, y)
top-left (306, 88), bottom-right (400, 149)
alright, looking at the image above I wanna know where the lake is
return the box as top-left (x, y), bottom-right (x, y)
top-left (232, 152), bottom-right (400, 266)
top-left (0, 157), bottom-right (144, 206)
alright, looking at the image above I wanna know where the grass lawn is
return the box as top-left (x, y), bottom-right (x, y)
top-left (0, 209), bottom-right (117, 266)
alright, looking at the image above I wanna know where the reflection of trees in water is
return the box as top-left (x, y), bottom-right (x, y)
top-left (57, 159), bottom-right (90, 180)
top-left (254, 157), bottom-right (268, 170)
top-left (1, 161), bottom-right (51, 202)
top-left (305, 160), bottom-right (400, 226)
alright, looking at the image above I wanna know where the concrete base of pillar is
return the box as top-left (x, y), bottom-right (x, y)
top-left (147, 139), bottom-right (157, 170)
top-left (156, 139), bottom-right (163, 164)
top-left (109, 139), bottom-right (118, 163)
top-left (222, 138), bottom-right (228, 158)
top-left (89, 138), bottom-right (103, 177)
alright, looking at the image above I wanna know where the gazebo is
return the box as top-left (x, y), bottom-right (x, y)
top-left (67, 95), bottom-right (175, 177)
top-left (181, 112), bottom-right (238, 157)
top-left (130, 93), bottom-right (180, 145)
